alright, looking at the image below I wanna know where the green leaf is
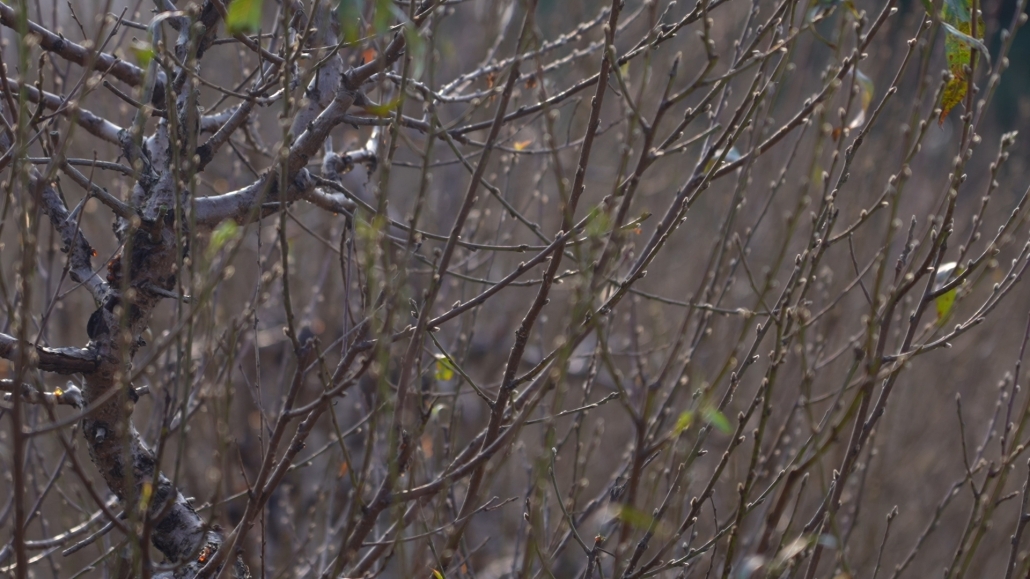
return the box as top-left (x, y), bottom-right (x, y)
top-left (586, 206), bottom-right (612, 239)
top-left (939, 0), bottom-right (986, 125)
top-left (402, 23), bottom-right (426, 80)
top-left (847, 69), bottom-right (875, 130)
top-left (129, 39), bottom-right (153, 67)
top-left (226, 0), bottom-right (263, 34)
top-left (703, 406), bottom-right (732, 434)
top-left (338, 0), bottom-right (364, 43)
top-left (355, 215), bottom-right (388, 246)
top-left (940, 22), bottom-right (990, 61)
top-left (372, 0), bottom-right (393, 34)
top-left (432, 570), bottom-right (445, 579)
top-left (207, 221), bottom-right (240, 259)
top-left (673, 410), bottom-right (693, 435)
top-left (943, 0), bottom-right (971, 20)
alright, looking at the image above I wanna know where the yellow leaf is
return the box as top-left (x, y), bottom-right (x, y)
top-left (939, 0), bottom-right (986, 125)
top-left (673, 410), bottom-right (693, 435)
top-left (363, 97), bottom-right (401, 118)
top-left (514, 140), bottom-right (532, 151)
top-left (934, 262), bottom-right (960, 323)
top-left (936, 286), bottom-right (958, 322)
top-left (434, 355), bottom-right (455, 381)
top-left (617, 505), bottom-right (656, 529)
top-left (139, 480), bottom-right (153, 513)
top-left (940, 76), bottom-right (966, 125)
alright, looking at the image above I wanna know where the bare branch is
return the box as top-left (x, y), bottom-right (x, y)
top-left (0, 1), bottom-right (162, 104)
top-left (0, 334), bottom-right (98, 374)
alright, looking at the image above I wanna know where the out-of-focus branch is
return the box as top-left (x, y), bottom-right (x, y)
top-left (2, 78), bottom-right (124, 145)
top-left (0, 1), bottom-right (164, 106)
top-left (0, 99), bottom-right (110, 301)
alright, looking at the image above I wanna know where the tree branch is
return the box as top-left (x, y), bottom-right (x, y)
top-left (2, 78), bottom-right (125, 145)
top-left (0, 381), bottom-right (85, 407)
top-left (0, 0), bottom-right (164, 106)
top-left (0, 334), bottom-right (98, 374)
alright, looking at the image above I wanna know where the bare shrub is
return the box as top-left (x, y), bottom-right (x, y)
top-left (1, 0), bottom-right (1030, 577)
